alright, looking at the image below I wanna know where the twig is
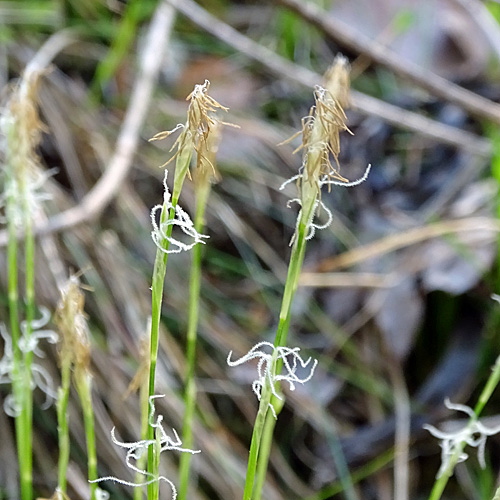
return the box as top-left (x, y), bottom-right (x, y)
top-left (450, 0), bottom-right (500, 62)
top-left (299, 271), bottom-right (398, 288)
top-left (0, 1), bottom-right (175, 246)
top-left (387, 359), bottom-right (411, 500)
top-left (277, 0), bottom-right (500, 125)
top-left (314, 216), bottom-right (500, 272)
top-left (46, 2), bottom-right (175, 231)
top-left (166, 0), bottom-right (491, 158)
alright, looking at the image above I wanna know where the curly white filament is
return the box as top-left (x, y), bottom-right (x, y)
top-left (280, 164), bottom-right (371, 244)
top-left (424, 398), bottom-right (500, 478)
top-left (0, 308), bottom-right (58, 416)
top-left (286, 198), bottom-right (334, 244)
top-left (90, 395), bottom-right (200, 500)
top-left (227, 341), bottom-right (318, 418)
top-left (151, 170), bottom-right (209, 254)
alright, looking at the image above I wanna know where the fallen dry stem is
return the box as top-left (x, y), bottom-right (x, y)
top-left (314, 217), bottom-right (500, 272)
top-left (0, 2), bottom-right (175, 247)
top-left (278, 0), bottom-right (500, 125)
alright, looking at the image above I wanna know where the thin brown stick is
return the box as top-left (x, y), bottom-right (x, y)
top-left (388, 359), bottom-right (411, 500)
top-left (0, 1), bottom-right (175, 246)
top-left (299, 271), bottom-right (397, 288)
top-left (278, 0), bottom-right (500, 125)
top-left (314, 217), bottom-right (500, 272)
top-left (46, 2), bottom-right (175, 231)
top-left (450, 0), bottom-right (500, 62)
top-left (167, 0), bottom-right (491, 158)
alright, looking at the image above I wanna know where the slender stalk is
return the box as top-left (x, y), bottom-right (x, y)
top-left (134, 340), bottom-right (150, 500)
top-left (242, 384), bottom-right (274, 500)
top-left (147, 156), bottom-right (192, 500)
top-left (178, 176), bottom-right (211, 500)
top-left (427, 355), bottom-right (500, 500)
top-left (241, 57), bottom-right (353, 497)
top-left (242, 221), bottom-right (309, 500)
top-left (6, 180), bottom-right (28, 500)
top-left (75, 372), bottom-right (97, 500)
top-left (147, 213), bottom-right (171, 500)
top-left (5, 106), bottom-right (32, 500)
top-left (146, 79), bottom-right (228, 499)
top-left (21, 170), bottom-right (35, 500)
top-left (253, 396), bottom-right (282, 500)
top-left (152, 423), bottom-right (162, 500)
top-left (57, 356), bottom-right (72, 493)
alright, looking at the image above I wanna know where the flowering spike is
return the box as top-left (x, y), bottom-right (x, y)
top-left (0, 308), bottom-right (58, 416)
top-left (279, 56), bottom-right (370, 242)
top-left (227, 342), bottom-right (318, 418)
top-left (90, 395), bottom-right (200, 499)
top-left (148, 80), bottom-right (235, 189)
top-left (424, 398), bottom-right (500, 478)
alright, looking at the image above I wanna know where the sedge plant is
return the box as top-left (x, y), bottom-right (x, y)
top-left (227, 55), bottom-right (370, 500)
top-left (145, 79), bottom-right (229, 499)
top-left (89, 81), bottom-right (229, 500)
top-left (177, 120), bottom-right (224, 499)
top-left (0, 66), bottom-right (56, 500)
top-left (425, 348), bottom-right (500, 500)
top-left (54, 274), bottom-right (104, 500)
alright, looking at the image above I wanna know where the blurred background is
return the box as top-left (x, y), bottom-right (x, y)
top-left (2, 0), bottom-right (500, 499)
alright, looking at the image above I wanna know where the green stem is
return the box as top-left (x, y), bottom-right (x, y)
top-left (178, 179), bottom-right (210, 500)
top-left (428, 355), bottom-right (500, 500)
top-left (57, 357), bottom-right (72, 493)
top-left (76, 372), bottom-right (97, 500)
top-left (147, 155), bottom-right (192, 500)
top-left (21, 195), bottom-right (35, 500)
top-left (253, 396), bottom-right (282, 500)
top-left (134, 361), bottom-right (150, 500)
top-left (274, 223), bottom-right (308, 350)
top-left (242, 384), bottom-right (274, 500)
top-left (6, 202), bottom-right (28, 500)
top-left (242, 217), bottom-right (309, 500)
top-left (147, 227), bottom-right (169, 500)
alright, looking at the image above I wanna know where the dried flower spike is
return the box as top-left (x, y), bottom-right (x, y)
top-left (424, 399), bottom-right (500, 478)
top-left (149, 80), bottom-right (230, 186)
top-left (0, 70), bottom-right (55, 228)
top-left (227, 341), bottom-right (318, 418)
top-left (279, 55), bottom-right (370, 244)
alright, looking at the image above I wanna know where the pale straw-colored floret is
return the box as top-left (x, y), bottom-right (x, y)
top-left (90, 395), bottom-right (200, 499)
top-left (424, 399), bottom-right (500, 478)
top-left (279, 55), bottom-right (370, 245)
top-left (150, 170), bottom-right (209, 254)
top-left (149, 80), bottom-right (230, 175)
top-left (227, 341), bottom-right (318, 418)
top-left (280, 163), bottom-right (370, 244)
top-left (0, 307), bottom-right (58, 416)
top-left (0, 70), bottom-right (55, 228)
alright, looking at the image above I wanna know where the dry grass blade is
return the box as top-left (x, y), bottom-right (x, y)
top-left (314, 217), bottom-right (500, 272)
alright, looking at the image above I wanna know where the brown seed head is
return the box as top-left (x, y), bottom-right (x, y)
top-left (55, 275), bottom-right (91, 372)
top-left (149, 80), bottom-right (229, 173)
top-left (323, 54), bottom-right (350, 110)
